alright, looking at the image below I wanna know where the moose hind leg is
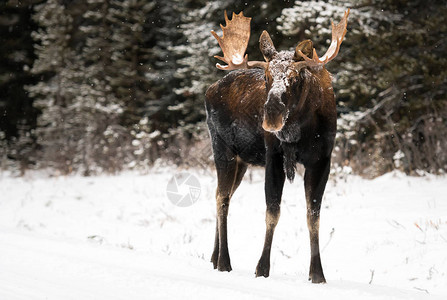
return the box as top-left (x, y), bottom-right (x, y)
top-left (256, 152), bottom-right (285, 277)
top-left (304, 158), bottom-right (330, 283)
top-left (211, 157), bottom-right (247, 272)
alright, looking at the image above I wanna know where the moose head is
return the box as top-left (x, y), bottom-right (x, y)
top-left (211, 10), bottom-right (350, 132)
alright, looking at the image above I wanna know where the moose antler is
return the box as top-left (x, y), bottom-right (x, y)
top-left (211, 11), bottom-right (267, 70)
top-left (211, 11), bottom-right (250, 70)
top-left (293, 9), bottom-right (350, 70)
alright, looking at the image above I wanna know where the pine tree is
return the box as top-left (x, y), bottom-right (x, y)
top-left (27, 0), bottom-right (79, 173)
top-left (0, 0), bottom-right (39, 172)
top-left (125, 0), bottom-right (192, 165)
top-left (144, 0), bottom-right (184, 132)
top-left (169, 1), bottom-right (221, 141)
top-left (73, 0), bottom-right (132, 174)
top-left (107, 0), bottom-right (156, 127)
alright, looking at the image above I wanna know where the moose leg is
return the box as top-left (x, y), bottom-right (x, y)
top-left (304, 157), bottom-right (330, 283)
top-left (256, 152), bottom-right (285, 277)
top-left (211, 157), bottom-right (247, 271)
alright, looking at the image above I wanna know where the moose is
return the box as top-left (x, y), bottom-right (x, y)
top-left (205, 10), bottom-right (350, 283)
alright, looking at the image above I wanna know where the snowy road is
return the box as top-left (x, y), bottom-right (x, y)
top-left (0, 169), bottom-right (446, 299)
top-left (0, 229), bottom-right (439, 300)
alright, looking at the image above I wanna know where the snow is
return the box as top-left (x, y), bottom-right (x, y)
top-left (266, 51), bottom-right (294, 109)
top-left (0, 169), bottom-right (446, 299)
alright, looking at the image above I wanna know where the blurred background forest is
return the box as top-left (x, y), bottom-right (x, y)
top-left (0, 0), bottom-right (446, 177)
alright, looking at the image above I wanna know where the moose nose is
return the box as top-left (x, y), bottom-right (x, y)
top-left (263, 99), bottom-right (286, 132)
top-left (262, 118), bottom-right (284, 132)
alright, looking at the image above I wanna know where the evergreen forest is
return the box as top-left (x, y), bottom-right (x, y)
top-left (1, 0), bottom-right (446, 177)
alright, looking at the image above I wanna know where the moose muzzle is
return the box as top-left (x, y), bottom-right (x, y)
top-left (262, 98), bottom-right (288, 132)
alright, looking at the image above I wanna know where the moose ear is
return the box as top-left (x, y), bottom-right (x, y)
top-left (294, 40), bottom-right (313, 61)
top-left (259, 31), bottom-right (277, 61)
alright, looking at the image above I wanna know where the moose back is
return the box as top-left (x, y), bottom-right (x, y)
top-left (205, 9), bottom-right (350, 283)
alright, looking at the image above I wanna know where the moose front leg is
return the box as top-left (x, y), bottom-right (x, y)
top-left (304, 157), bottom-right (330, 283)
top-left (256, 151), bottom-right (285, 277)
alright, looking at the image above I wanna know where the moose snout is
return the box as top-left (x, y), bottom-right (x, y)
top-left (262, 99), bottom-right (287, 132)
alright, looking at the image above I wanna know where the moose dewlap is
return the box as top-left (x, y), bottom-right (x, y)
top-left (205, 9), bottom-right (350, 283)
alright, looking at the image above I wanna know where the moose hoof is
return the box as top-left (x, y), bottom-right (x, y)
top-left (217, 262), bottom-right (232, 272)
top-left (255, 260), bottom-right (270, 278)
top-left (217, 256), bottom-right (232, 272)
top-left (309, 272), bottom-right (326, 284)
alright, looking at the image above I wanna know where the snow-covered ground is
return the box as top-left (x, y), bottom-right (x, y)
top-left (0, 168), bottom-right (446, 299)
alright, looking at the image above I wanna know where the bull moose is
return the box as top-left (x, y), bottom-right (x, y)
top-left (205, 9), bottom-right (350, 283)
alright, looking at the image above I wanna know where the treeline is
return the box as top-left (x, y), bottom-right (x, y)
top-left (0, 0), bottom-right (446, 177)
